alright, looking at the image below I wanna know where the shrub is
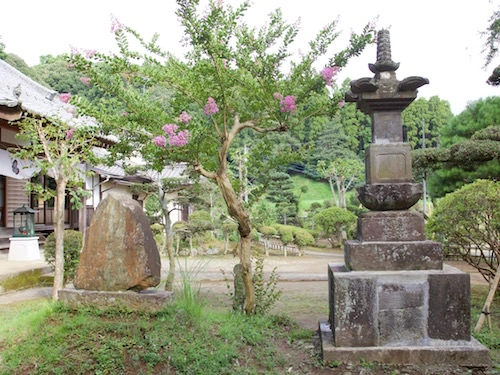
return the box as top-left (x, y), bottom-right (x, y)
top-left (44, 230), bottom-right (83, 283)
top-left (253, 256), bottom-right (281, 315)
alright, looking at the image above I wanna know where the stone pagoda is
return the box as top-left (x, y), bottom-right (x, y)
top-left (319, 29), bottom-right (490, 371)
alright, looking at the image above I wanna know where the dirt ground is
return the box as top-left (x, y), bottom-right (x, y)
top-left (175, 252), bottom-right (488, 330)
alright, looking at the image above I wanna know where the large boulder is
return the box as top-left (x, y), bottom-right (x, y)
top-left (74, 193), bottom-right (161, 291)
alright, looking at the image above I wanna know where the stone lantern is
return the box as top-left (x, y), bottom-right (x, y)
top-left (12, 204), bottom-right (37, 237)
top-left (8, 204), bottom-right (40, 261)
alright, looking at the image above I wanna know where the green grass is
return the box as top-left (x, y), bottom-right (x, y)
top-left (0, 300), bottom-right (309, 375)
top-left (291, 174), bottom-right (332, 211)
top-left (0, 282), bottom-right (499, 373)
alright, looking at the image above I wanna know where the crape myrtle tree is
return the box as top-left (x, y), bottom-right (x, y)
top-left (13, 99), bottom-right (99, 301)
top-left (69, 0), bottom-right (376, 314)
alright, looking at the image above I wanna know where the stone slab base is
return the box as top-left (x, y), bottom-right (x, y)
top-left (329, 264), bottom-right (472, 346)
top-left (345, 240), bottom-right (443, 271)
top-left (356, 210), bottom-right (425, 242)
top-left (319, 319), bottom-right (491, 371)
top-left (58, 288), bottom-right (173, 313)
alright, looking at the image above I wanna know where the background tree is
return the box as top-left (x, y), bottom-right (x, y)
top-left (265, 171), bottom-right (299, 225)
top-left (314, 206), bottom-right (356, 247)
top-left (482, 9), bottom-right (500, 85)
top-left (70, 0), bottom-right (376, 314)
top-left (426, 180), bottom-right (499, 333)
top-left (414, 97), bottom-right (500, 197)
top-left (141, 175), bottom-right (190, 291)
top-left (401, 96), bottom-right (452, 149)
top-left (13, 112), bottom-right (99, 300)
top-left (317, 157), bottom-right (363, 208)
top-left (186, 210), bottom-right (214, 254)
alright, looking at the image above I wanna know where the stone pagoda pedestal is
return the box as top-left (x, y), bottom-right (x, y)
top-left (319, 29), bottom-right (490, 372)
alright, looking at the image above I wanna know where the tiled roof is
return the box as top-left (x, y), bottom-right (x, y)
top-left (92, 148), bottom-right (188, 183)
top-left (0, 59), bottom-right (188, 184)
top-left (0, 59), bottom-right (101, 131)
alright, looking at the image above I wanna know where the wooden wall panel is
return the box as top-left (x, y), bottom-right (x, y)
top-left (5, 177), bottom-right (29, 228)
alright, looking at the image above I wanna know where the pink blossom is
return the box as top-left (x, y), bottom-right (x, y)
top-left (280, 95), bottom-right (297, 114)
top-left (83, 49), bottom-right (97, 59)
top-left (110, 14), bottom-right (124, 34)
top-left (59, 93), bottom-right (72, 103)
top-left (70, 46), bottom-right (80, 56)
top-left (153, 135), bottom-right (167, 148)
top-left (179, 111), bottom-right (192, 124)
top-left (320, 66), bottom-right (340, 87)
top-left (338, 100), bottom-right (345, 109)
top-left (169, 130), bottom-right (190, 146)
top-left (273, 92), bottom-right (283, 101)
top-left (122, 111), bottom-right (129, 117)
top-left (162, 124), bottom-right (179, 136)
top-left (67, 63), bottom-right (74, 70)
top-left (204, 97), bottom-right (219, 116)
top-left (66, 128), bottom-right (74, 140)
top-left (80, 77), bottom-right (91, 87)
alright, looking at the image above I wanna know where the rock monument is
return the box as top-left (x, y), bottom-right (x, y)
top-left (319, 30), bottom-right (490, 371)
top-left (59, 193), bottom-right (172, 312)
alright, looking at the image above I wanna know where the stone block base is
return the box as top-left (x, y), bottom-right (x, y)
top-left (345, 240), bottom-right (443, 271)
top-left (329, 264), bottom-right (472, 347)
top-left (357, 210), bottom-right (425, 242)
top-left (58, 288), bottom-right (173, 313)
top-left (319, 319), bottom-right (491, 371)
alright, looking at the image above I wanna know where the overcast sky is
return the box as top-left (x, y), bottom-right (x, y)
top-left (2, 0), bottom-right (499, 114)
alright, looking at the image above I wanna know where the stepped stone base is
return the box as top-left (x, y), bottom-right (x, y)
top-left (319, 319), bottom-right (490, 371)
top-left (58, 288), bottom-right (173, 313)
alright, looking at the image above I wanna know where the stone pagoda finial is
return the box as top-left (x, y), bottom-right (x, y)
top-left (369, 29), bottom-right (400, 73)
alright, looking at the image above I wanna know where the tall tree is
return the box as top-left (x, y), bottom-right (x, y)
top-left (70, 0), bottom-right (376, 314)
top-left (401, 96), bottom-right (452, 149)
top-left (317, 157), bottom-right (364, 208)
top-left (421, 97), bottom-right (500, 197)
top-left (265, 171), bottom-right (299, 225)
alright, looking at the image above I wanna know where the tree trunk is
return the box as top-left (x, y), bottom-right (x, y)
top-left (336, 180), bottom-right (344, 208)
top-left (52, 179), bottom-right (67, 301)
top-left (216, 171), bottom-right (255, 314)
top-left (163, 225), bottom-right (175, 291)
top-left (474, 265), bottom-right (500, 333)
top-left (159, 187), bottom-right (175, 291)
top-left (327, 176), bottom-right (338, 206)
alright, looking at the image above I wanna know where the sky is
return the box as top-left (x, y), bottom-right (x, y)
top-left (1, 0), bottom-right (499, 114)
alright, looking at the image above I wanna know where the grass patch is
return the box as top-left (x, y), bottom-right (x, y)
top-left (0, 269), bottom-right (50, 292)
top-left (0, 299), bottom-right (309, 374)
top-left (291, 174), bottom-right (331, 211)
top-left (471, 284), bottom-right (500, 371)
